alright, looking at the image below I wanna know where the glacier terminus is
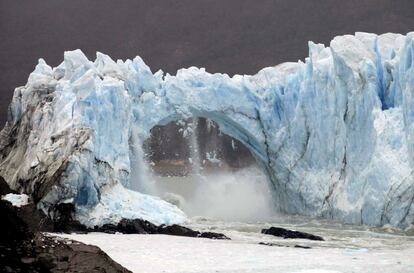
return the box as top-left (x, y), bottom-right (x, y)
top-left (1, 32), bottom-right (414, 229)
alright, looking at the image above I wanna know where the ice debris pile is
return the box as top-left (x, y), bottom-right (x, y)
top-left (0, 32), bottom-right (414, 228)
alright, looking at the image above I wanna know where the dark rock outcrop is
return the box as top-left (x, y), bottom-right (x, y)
top-left (95, 219), bottom-right (230, 240)
top-left (15, 203), bottom-right (54, 232)
top-left (6, 200), bottom-right (84, 233)
top-left (113, 218), bottom-right (158, 234)
top-left (1, 176), bottom-right (54, 232)
top-left (0, 200), bottom-right (40, 273)
top-left (0, 175), bottom-right (16, 195)
top-left (0, 200), bottom-right (131, 273)
top-left (157, 224), bottom-right (230, 239)
top-left (51, 203), bottom-right (89, 233)
top-left (29, 233), bottom-right (131, 273)
top-left (261, 227), bottom-right (324, 241)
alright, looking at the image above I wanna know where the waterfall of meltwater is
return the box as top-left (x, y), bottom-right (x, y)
top-left (189, 118), bottom-right (202, 176)
top-left (129, 127), bottom-right (155, 194)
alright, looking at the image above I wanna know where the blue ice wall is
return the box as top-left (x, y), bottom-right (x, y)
top-left (1, 32), bottom-right (414, 228)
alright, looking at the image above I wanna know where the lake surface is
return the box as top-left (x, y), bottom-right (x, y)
top-left (58, 215), bottom-right (414, 273)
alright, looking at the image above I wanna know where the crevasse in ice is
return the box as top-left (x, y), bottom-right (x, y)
top-left (1, 32), bottom-right (414, 228)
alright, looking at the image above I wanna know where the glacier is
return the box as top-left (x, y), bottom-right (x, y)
top-left (0, 32), bottom-right (414, 228)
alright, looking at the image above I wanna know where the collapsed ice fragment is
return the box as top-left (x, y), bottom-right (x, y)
top-left (1, 32), bottom-right (414, 228)
top-left (1, 193), bottom-right (29, 208)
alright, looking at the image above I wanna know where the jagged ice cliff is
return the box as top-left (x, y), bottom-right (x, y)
top-left (1, 32), bottom-right (414, 229)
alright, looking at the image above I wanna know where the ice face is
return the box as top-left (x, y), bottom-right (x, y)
top-left (1, 32), bottom-right (413, 228)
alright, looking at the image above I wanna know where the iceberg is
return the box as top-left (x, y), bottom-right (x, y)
top-left (1, 32), bottom-right (413, 228)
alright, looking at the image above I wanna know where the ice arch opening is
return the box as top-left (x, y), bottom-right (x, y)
top-left (145, 117), bottom-right (257, 176)
top-left (137, 111), bottom-right (276, 180)
top-left (132, 117), bottom-right (275, 221)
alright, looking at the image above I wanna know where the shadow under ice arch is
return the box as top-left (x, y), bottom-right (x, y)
top-left (141, 111), bottom-right (278, 191)
top-left (145, 112), bottom-right (268, 163)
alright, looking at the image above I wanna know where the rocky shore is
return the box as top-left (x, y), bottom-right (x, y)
top-left (0, 176), bottom-right (228, 272)
top-left (0, 198), bottom-right (131, 273)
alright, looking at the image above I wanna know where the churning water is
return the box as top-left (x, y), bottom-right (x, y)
top-left (153, 166), bottom-right (275, 222)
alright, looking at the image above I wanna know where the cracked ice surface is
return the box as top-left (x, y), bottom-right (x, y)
top-left (1, 32), bottom-right (414, 228)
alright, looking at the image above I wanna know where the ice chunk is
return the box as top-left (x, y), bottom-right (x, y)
top-left (2, 193), bottom-right (29, 207)
top-left (76, 183), bottom-right (187, 228)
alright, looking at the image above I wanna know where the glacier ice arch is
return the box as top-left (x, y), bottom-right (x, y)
top-left (1, 32), bottom-right (414, 229)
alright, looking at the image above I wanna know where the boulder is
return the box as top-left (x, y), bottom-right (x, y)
top-left (262, 227), bottom-right (324, 241)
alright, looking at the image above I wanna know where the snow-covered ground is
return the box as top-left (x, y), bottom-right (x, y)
top-left (56, 216), bottom-right (414, 273)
